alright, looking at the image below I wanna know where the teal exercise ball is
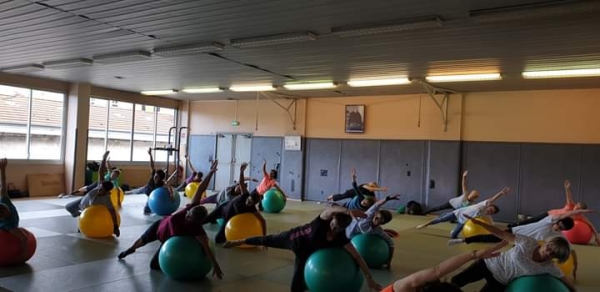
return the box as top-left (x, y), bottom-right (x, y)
top-left (148, 187), bottom-right (180, 216)
top-left (262, 189), bottom-right (286, 213)
top-left (351, 234), bottom-right (390, 268)
top-left (216, 218), bottom-right (225, 227)
top-left (158, 236), bottom-right (213, 281)
top-left (304, 248), bottom-right (364, 292)
top-left (506, 274), bottom-right (569, 292)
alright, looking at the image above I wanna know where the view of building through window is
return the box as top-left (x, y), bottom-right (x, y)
top-left (0, 85), bottom-right (64, 160)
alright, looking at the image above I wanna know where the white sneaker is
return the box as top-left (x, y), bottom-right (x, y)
top-left (447, 239), bottom-right (464, 246)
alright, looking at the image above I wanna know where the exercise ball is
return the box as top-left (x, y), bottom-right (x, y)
top-left (225, 213), bottom-right (263, 248)
top-left (506, 274), bottom-right (569, 292)
top-left (304, 248), bottom-right (364, 292)
top-left (462, 216), bottom-right (493, 237)
top-left (0, 228), bottom-right (37, 266)
top-left (262, 189), bottom-right (286, 213)
top-left (562, 219), bottom-right (593, 244)
top-left (109, 187), bottom-right (124, 208)
top-left (350, 234), bottom-right (390, 268)
top-left (185, 182), bottom-right (205, 199)
top-left (158, 236), bottom-right (213, 281)
top-left (79, 205), bottom-right (121, 238)
top-left (148, 187), bottom-right (181, 216)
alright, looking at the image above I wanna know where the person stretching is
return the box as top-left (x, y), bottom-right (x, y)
top-left (142, 148), bottom-right (179, 214)
top-left (509, 180), bottom-right (600, 245)
top-left (0, 158), bottom-right (28, 262)
top-left (426, 170), bottom-right (479, 214)
top-left (416, 187), bottom-right (510, 238)
top-left (346, 194), bottom-right (400, 268)
top-left (203, 162), bottom-right (266, 244)
top-left (251, 159), bottom-right (287, 211)
top-left (381, 241), bottom-right (507, 292)
top-left (328, 168), bottom-right (386, 211)
top-left (450, 216), bottom-right (576, 292)
top-left (223, 205), bottom-right (382, 292)
top-left (65, 151), bottom-right (120, 237)
top-left (176, 154), bottom-right (203, 194)
top-left (117, 160), bottom-right (224, 279)
top-left (199, 177), bottom-right (257, 206)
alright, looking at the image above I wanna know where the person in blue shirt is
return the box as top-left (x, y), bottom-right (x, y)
top-left (0, 158), bottom-right (28, 261)
top-left (327, 168), bottom-right (387, 210)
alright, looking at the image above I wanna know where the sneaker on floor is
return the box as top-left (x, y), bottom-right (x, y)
top-left (447, 239), bottom-right (464, 246)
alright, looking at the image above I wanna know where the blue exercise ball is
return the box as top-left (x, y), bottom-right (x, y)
top-left (148, 187), bottom-right (180, 216)
top-left (158, 236), bottom-right (213, 281)
top-left (351, 234), bottom-right (390, 268)
top-left (262, 189), bottom-right (286, 213)
top-left (506, 274), bottom-right (569, 292)
top-left (304, 248), bottom-right (364, 292)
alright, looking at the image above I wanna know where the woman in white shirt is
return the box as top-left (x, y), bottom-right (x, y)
top-left (426, 171), bottom-right (480, 214)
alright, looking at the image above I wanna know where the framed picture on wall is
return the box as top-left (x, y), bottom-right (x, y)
top-left (345, 104), bottom-right (365, 133)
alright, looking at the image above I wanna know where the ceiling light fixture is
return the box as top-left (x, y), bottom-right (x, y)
top-left (182, 87), bottom-right (224, 93)
top-left (94, 51), bottom-right (152, 64)
top-left (230, 31), bottom-right (317, 48)
top-left (229, 85), bottom-right (276, 92)
top-left (332, 16), bottom-right (442, 37)
top-left (522, 68), bottom-right (600, 79)
top-left (425, 73), bottom-right (502, 82)
top-left (347, 78), bottom-right (411, 87)
top-left (1, 64), bottom-right (45, 73)
top-left (44, 58), bottom-right (93, 69)
top-left (140, 89), bottom-right (177, 95)
top-left (283, 82), bottom-right (336, 90)
top-left (153, 42), bottom-right (224, 57)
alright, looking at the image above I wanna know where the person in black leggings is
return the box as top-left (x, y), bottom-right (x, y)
top-left (327, 168), bottom-right (386, 210)
top-left (223, 205), bottom-right (381, 292)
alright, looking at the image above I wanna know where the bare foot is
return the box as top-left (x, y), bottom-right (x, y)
top-left (416, 224), bottom-right (427, 229)
top-left (222, 240), bottom-right (244, 249)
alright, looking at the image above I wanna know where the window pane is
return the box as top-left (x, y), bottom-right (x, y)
top-left (29, 90), bottom-right (64, 160)
top-left (0, 85), bottom-right (30, 159)
top-left (155, 107), bottom-right (176, 162)
top-left (107, 101), bottom-right (133, 161)
top-left (132, 104), bottom-right (155, 161)
top-left (88, 98), bottom-right (108, 161)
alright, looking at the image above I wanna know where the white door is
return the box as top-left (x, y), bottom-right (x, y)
top-left (233, 134), bottom-right (252, 182)
top-left (215, 134), bottom-right (233, 191)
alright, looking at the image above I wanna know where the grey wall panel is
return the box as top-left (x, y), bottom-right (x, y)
top-left (188, 134), bottom-right (216, 189)
top-left (281, 148), bottom-right (304, 200)
top-left (249, 137), bottom-right (283, 190)
top-left (305, 139), bottom-right (341, 201)
top-left (379, 141), bottom-right (425, 210)
top-left (425, 141), bottom-right (461, 210)
top-left (462, 142), bottom-right (521, 222)
top-left (338, 140), bottom-right (380, 195)
top-left (580, 145), bottom-right (600, 227)
top-left (519, 144), bottom-right (581, 218)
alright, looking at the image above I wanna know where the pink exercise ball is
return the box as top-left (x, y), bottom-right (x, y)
top-left (562, 219), bottom-right (593, 245)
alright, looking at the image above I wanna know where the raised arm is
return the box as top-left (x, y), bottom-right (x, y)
top-left (191, 160), bottom-right (218, 205)
top-left (0, 158), bottom-right (7, 198)
top-left (262, 159), bottom-right (268, 177)
top-left (487, 187), bottom-right (510, 205)
top-left (98, 151), bottom-right (110, 183)
top-left (239, 162), bottom-right (249, 194)
top-left (461, 170), bottom-right (469, 195)
top-left (552, 209), bottom-right (593, 221)
top-left (464, 215), bottom-right (515, 242)
top-left (320, 205), bottom-right (366, 221)
top-left (564, 180), bottom-right (575, 206)
top-left (185, 154), bottom-right (197, 173)
top-left (147, 148), bottom-right (155, 172)
top-left (372, 194), bottom-right (401, 210)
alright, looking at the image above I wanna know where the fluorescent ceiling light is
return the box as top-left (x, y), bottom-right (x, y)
top-left (425, 73), bottom-right (502, 82)
top-left (347, 78), bottom-right (411, 87)
top-left (229, 85), bottom-right (276, 92)
top-left (94, 51), bottom-right (152, 64)
top-left (1, 64), bottom-right (45, 73)
top-left (44, 58), bottom-right (93, 69)
top-left (522, 68), bottom-right (600, 79)
top-left (182, 87), bottom-right (224, 93)
top-left (332, 16), bottom-right (442, 37)
top-left (231, 31), bottom-right (317, 48)
top-left (140, 90), bottom-right (177, 95)
top-left (153, 43), bottom-right (224, 57)
top-left (283, 82), bottom-right (336, 90)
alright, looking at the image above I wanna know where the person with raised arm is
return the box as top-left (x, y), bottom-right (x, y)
top-left (426, 170), bottom-right (480, 214)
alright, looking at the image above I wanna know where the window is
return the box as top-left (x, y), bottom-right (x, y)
top-left (0, 85), bottom-right (65, 160)
top-left (88, 98), bottom-right (177, 162)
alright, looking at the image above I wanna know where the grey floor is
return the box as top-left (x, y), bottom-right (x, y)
top-left (1, 194), bottom-right (599, 292)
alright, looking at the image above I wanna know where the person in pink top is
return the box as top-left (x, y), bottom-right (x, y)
top-left (509, 180), bottom-right (599, 245)
top-left (117, 160), bottom-right (224, 279)
top-left (252, 159), bottom-right (287, 211)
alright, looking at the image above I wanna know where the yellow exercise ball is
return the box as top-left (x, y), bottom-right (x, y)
top-left (79, 205), bottom-right (121, 238)
top-left (225, 213), bottom-right (263, 248)
top-left (185, 182), bottom-right (206, 199)
top-left (462, 216), bottom-right (493, 237)
top-left (109, 187), bottom-right (124, 208)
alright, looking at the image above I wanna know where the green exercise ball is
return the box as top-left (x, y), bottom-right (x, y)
top-left (351, 234), bottom-right (390, 268)
top-left (506, 274), bottom-right (569, 292)
top-left (158, 236), bottom-right (213, 281)
top-left (304, 248), bottom-right (364, 292)
top-left (262, 189), bottom-right (286, 213)
top-left (216, 218), bottom-right (225, 227)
